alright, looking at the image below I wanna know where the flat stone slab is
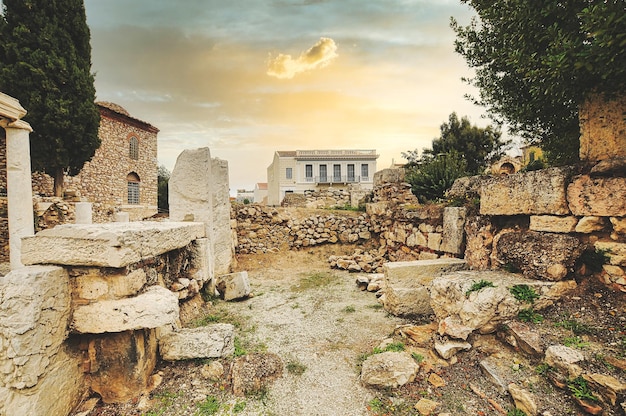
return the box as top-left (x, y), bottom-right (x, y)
top-left (22, 221), bottom-right (205, 268)
top-left (71, 286), bottom-right (179, 334)
top-left (383, 258), bottom-right (467, 287)
top-left (159, 324), bottom-right (235, 361)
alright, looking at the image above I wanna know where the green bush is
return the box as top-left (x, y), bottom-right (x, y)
top-left (405, 151), bottom-right (469, 203)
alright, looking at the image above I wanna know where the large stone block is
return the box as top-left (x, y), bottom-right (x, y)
top-left (479, 167), bottom-right (572, 215)
top-left (494, 231), bottom-right (585, 280)
top-left (158, 324), bottom-right (235, 361)
top-left (360, 352), bottom-right (419, 388)
top-left (216, 271), bottom-right (251, 301)
top-left (579, 92), bottom-right (626, 161)
top-left (441, 207), bottom-right (467, 255)
top-left (383, 258), bottom-right (467, 288)
top-left (430, 270), bottom-right (577, 335)
top-left (0, 265), bottom-right (86, 416)
top-left (212, 157), bottom-right (234, 276)
top-left (529, 215), bottom-right (578, 233)
top-left (72, 286), bottom-right (179, 334)
top-left (21, 221), bottom-right (205, 268)
top-left (567, 176), bottom-right (626, 217)
top-left (381, 286), bottom-right (432, 316)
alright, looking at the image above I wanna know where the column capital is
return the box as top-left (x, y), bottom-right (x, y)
top-left (0, 118), bottom-right (33, 132)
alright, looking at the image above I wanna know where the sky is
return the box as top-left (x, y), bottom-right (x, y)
top-left (82, 0), bottom-right (490, 194)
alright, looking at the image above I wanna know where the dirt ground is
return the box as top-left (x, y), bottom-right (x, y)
top-left (87, 247), bottom-right (626, 416)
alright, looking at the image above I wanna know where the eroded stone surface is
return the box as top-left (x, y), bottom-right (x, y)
top-left (72, 286), bottom-right (179, 334)
top-left (360, 351), bottom-right (419, 388)
top-left (22, 221), bottom-right (205, 268)
top-left (567, 176), bottom-right (626, 217)
top-left (479, 167), bottom-right (572, 215)
top-left (529, 215), bottom-right (578, 233)
top-left (159, 324), bottom-right (235, 361)
top-left (441, 207), bottom-right (467, 255)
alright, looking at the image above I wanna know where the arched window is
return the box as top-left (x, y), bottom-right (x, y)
top-left (127, 172), bottom-right (140, 204)
top-left (129, 136), bottom-right (139, 160)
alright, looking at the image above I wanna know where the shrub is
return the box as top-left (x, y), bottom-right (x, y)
top-left (405, 151), bottom-right (469, 203)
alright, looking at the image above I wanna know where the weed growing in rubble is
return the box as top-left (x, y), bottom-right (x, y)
top-left (510, 284), bottom-right (539, 303)
top-left (465, 279), bottom-right (496, 297)
top-left (411, 352), bottom-right (424, 363)
top-left (291, 271), bottom-right (337, 292)
top-left (343, 305), bottom-right (356, 313)
top-left (555, 317), bottom-right (594, 335)
top-left (195, 396), bottom-right (220, 415)
top-left (286, 360), bottom-right (307, 375)
top-left (580, 248), bottom-right (610, 273)
top-left (567, 376), bottom-right (598, 402)
top-left (564, 336), bottom-right (590, 349)
top-left (507, 409), bottom-right (528, 416)
top-left (518, 308), bottom-right (544, 323)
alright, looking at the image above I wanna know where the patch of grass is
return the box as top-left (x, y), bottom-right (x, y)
top-left (231, 401), bottom-right (246, 413)
top-left (291, 272), bottom-right (337, 292)
top-left (535, 363), bottom-right (555, 375)
top-left (192, 314), bottom-right (221, 327)
top-left (368, 398), bottom-right (385, 413)
top-left (567, 376), bottom-right (598, 402)
top-left (343, 305), bottom-right (356, 313)
top-left (286, 360), bottom-right (307, 376)
top-left (510, 284), bottom-right (540, 303)
top-left (554, 318), bottom-right (594, 335)
top-left (465, 279), bottom-right (496, 297)
top-left (411, 352), bottom-right (424, 363)
top-left (192, 305), bottom-right (248, 330)
top-left (507, 409), bottom-right (528, 416)
top-left (373, 342), bottom-right (406, 354)
top-left (563, 336), bottom-right (589, 349)
top-left (580, 248), bottom-right (610, 273)
top-left (195, 396), bottom-right (220, 415)
top-left (246, 385), bottom-right (270, 406)
top-left (233, 337), bottom-right (247, 357)
top-left (518, 308), bottom-right (544, 323)
top-left (367, 303), bottom-right (383, 310)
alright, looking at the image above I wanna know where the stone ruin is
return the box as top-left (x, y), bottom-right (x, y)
top-left (0, 145), bottom-right (247, 416)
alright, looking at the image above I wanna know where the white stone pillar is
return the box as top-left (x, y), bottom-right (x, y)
top-left (4, 120), bottom-right (34, 269)
top-left (74, 202), bottom-right (93, 224)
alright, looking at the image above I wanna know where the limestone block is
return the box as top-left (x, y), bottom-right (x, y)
top-left (575, 216), bottom-right (606, 233)
top-left (611, 217), bottom-right (626, 235)
top-left (22, 221), bottom-right (205, 268)
top-left (427, 232), bottom-right (442, 251)
top-left (567, 176), bottom-right (626, 217)
top-left (360, 352), bottom-right (418, 388)
top-left (529, 216), bottom-right (578, 233)
top-left (74, 202), bottom-right (93, 224)
top-left (479, 167), bottom-right (572, 215)
top-left (89, 329), bottom-right (158, 403)
top-left (595, 241), bottom-right (626, 266)
top-left (212, 157), bottom-right (234, 276)
top-left (494, 231), bottom-right (585, 280)
top-left (382, 286), bottom-right (433, 316)
top-left (72, 286), bottom-right (179, 334)
top-left (383, 258), bottom-right (467, 288)
top-left (441, 207), bottom-right (467, 255)
top-left (373, 168), bottom-right (405, 186)
top-left (579, 92), bottom-right (626, 161)
top-left (430, 270), bottom-right (577, 335)
top-left (169, 148), bottom-right (213, 223)
top-left (464, 215), bottom-right (494, 270)
top-left (366, 202), bottom-right (390, 216)
top-left (73, 269), bottom-right (147, 301)
top-left (158, 324), bottom-right (235, 361)
top-left (216, 271), bottom-right (251, 301)
top-left (406, 230), bottom-right (427, 247)
top-left (0, 266), bottom-right (70, 389)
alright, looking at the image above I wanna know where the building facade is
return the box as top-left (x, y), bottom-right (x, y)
top-left (32, 102), bottom-right (159, 221)
top-left (267, 149), bottom-right (378, 206)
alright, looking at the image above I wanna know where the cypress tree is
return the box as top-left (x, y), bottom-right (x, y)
top-left (0, 0), bottom-right (100, 196)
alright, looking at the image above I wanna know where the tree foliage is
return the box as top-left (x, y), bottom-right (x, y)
top-left (452, 0), bottom-right (626, 165)
top-left (404, 112), bottom-right (507, 175)
top-left (0, 0), bottom-right (100, 196)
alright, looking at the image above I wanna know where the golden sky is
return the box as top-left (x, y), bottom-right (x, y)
top-left (84, 0), bottom-right (490, 193)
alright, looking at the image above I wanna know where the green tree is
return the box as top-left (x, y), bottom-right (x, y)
top-left (404, 112), bottom-right (507, 175)
top-left (0, 0), bottom-right (100, 196)
top-left (452, 0), bottom-right (626, 165)
top-left (157, 165), bottom-right (170, 214)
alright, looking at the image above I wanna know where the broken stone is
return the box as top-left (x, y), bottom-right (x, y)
top-left (544, 345), bottom-right (584, 379)
top-left (497, 321), bottom-right (544, 358)
top-left (508, 383), bottom-right (538, 416)
top-left (428, 373), bottom-right (446, 388)
top-left (158, 324), bottom-right (235, 361)
top-left (479, 356), bottom-right (508, 393)
top-left (414, 398), bottom-right (440, 415)
top-left (200, 361), bottom-right (225, 381)
top-left (437, 316), bottom-right (473, 341)
top-left (583, 373), bottom-right (626, 406)
top-left (596, 241), bottom-right (626, 267)
top-left (575, 216), bottom-right (606, 233)
top-left (216, 271), bottom-right (251, 301)
top-left (360, 352), bottom-right (419, 388)
top-left (394, 323), bottom-right (437, 347)
top-left (434, 340), bottom-right (471, 360)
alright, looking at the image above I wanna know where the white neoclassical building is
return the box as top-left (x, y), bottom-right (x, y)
top-left (266, 149), bottom-right (379, 206)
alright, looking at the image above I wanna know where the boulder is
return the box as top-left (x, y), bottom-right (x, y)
top-left (493, 231), bottom-right (585, 280)
top-left (430, 270), bottom-right (576, 335)
top-left (360, 352), bottom-right (419, 388)
top-left (72, 286), bottom-right (179, 334)
top-left (216, 271), bottom-right (251, 301)
top-left (158, 324), bottom-right (235, 361)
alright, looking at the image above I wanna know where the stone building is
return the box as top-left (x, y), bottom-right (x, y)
top-left (32, 102), bottom-right (159, 221)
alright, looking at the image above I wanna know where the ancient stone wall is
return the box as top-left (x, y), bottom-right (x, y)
top-left (451, 162), bottom-right (626, 292)
top-left (0, 222), bottom-right (209, 416)
top-left (281, 186), bottom-right (368, 209)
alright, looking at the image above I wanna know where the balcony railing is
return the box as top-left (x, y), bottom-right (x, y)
top-left (304, 175), bottom-right (369, 184)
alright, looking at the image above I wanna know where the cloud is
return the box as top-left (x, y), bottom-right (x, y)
top-left (267, 37), bottom-right (338, 79)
